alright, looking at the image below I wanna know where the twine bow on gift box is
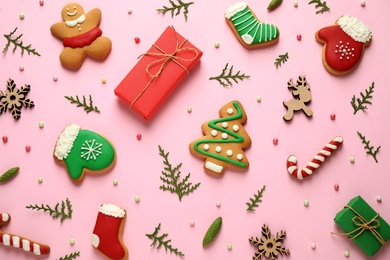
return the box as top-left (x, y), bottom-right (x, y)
top-left (332, 205), bottom-right (386, 245)
top-left (130, 27), bottom-right (199, 108)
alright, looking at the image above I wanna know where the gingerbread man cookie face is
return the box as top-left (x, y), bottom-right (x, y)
top-left (50, 2), bottom-right (112, 70)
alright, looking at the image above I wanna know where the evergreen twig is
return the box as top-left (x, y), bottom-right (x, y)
top-left (308, 0), bottom-right (330, 14)
top-left (3, 27), bottom-right (41, 56)
top-left (357, 131), bottom-right (381, 163)
top-left (274, 52), bottom-right (289, 69)
top-left (209, 63), bottom-right (250, 87)
top-left (0, 167), bottom-right (19, 183)
top-left (351, 82), bottom-right (375, 114)
top-left (65, 95), bottom-right (100, 114)
top-left (57, 252), bottom-right (80, 260)
top-left (246, 185), bottom-right (266, 212)
top-left (146, 223), bottom-right (185, 257)
top-left (158, 145), bottom-right (201, 201)
top-left (157, 0), bottom-right (194, 21)
top-left (26, 198), bottom-right (73, 222)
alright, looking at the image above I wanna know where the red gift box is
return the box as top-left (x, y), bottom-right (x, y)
top-left (114, 26), bottom-right (202, 120)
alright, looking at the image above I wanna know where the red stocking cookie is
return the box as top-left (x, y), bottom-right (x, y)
top-left (287, 137), bottom-right (343, 180)
top-left (0, 213), bottom-right (50, 255)
top-left (189, 100), bottom-right (252, 177)
top-left (91, 204), bottom-right (128, 260)
top-left (316, 15), bottom-right (372, 75)
top-left (50, 3), bottom-right (112, 69)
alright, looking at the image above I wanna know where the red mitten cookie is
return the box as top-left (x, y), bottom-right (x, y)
top-left (316, 15), bottom-right (372, 76)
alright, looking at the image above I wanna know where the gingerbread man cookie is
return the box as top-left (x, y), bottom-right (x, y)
top-left (50, 3), bottom-right (112, 69)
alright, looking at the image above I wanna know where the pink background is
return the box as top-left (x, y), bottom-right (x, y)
top-left (1, 0), bottom-right (390, 259)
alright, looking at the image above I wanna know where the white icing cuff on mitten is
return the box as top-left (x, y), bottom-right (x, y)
top-left (225, 2), bottom-right (248, 19)
top-left (99, 203), bottom-right (125, 218)
top-left (54, 124), bottom-right (80, 160)
top-left (337, 15), bottom-right (372, 43)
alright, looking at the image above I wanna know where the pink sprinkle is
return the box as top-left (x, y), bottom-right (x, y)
top-left (135, 37), bottom-right (140, 44)
top-left (2, 136), bottom-right (8, 143)
top-left (25, 145), bottom-right (31, 152)
top-left (19, 65), bottom-right (24, 71)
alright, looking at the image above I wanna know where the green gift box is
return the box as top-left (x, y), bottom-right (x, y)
top-left (334, 195), bottom-right (390, 256)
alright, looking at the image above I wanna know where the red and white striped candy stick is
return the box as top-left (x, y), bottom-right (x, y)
top-left (0, 213), bottom-right (50, 255)
top-left (287, 136), bottom-right (343, 180)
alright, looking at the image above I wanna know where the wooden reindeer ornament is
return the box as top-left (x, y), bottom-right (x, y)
top-left (283, 75), bottom-right (313, 121)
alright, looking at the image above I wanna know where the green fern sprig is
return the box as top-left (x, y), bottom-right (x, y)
top-left (357, 131), bottom-right (381, 163)
top-left (157, 0), bottom-right (194, 21)
top-left (3, 27), bottom-right (41, 56)
top-left (158, 145), bottom-right (200, 201)
top-left (209, 63), bottom-right (250, 87)
top-left (274, 52), bottom-right (289, 69)
top-left (246, 185), bottom-right (266, 212)
top-left (26, 198), bottom-right (73, 222)
top-left (308, 0), bottom-right (330, 14)
top-left (351, 82), bottom-right (375, 114)
top-left (57, 252), bottom-right (80, 260)
top-left (146, 223), bottom-right (185, 257)
top-left (65, 95), bottom-right (100, 114)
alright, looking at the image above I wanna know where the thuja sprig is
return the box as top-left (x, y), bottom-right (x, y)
top-left (308, 0), bottom-right (330, 14)
top-left (357, 131), bottom-right (381, 163)
top-left (158, 145), bottom-right (201, 201)
top-left (3, 27), bottom-right (41, 56)
top-left (351, 82), bottom-right (375, 114)
top-left (26, 198), bottom-right (73, 222)
top-left (274, 52), bottom-right (289, 69)
top-left (65, 95), bottom-right (100, 114)
top-left (146, 223), bottom-right (185, 257)
top-left (57, 252), bottom-right (80, 260)
top-left (209, 63), bottom-right (250, 87)
top-left (246, 185), bottom-right (266, 212)
top-left (157, 0), bottom-right (194, 21)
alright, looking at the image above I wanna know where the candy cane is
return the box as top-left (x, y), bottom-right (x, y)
top-left (287, 136), bottom-right (343, 180)
top-left (0, 213), bottom-right (50, 255)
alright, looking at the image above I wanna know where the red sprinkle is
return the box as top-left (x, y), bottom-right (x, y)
top-left (334, 184), bottom-right (339, 191)
top-left (2, 136), bottom-right (8, 143)
top-left (136, 134), bottom-right (142, 140)
top-left (134, 37), bottom-right (140, 44)
top-left (273, 138), bottom-right (278, 145)
top-left (39, 0), bottom-right (44, 6)
top-left (25, 145), bottom-right (31, 152)
top-left (297, 34), bottom-right (302, 41)
top-left (330, 113), bottom-right (336, 120)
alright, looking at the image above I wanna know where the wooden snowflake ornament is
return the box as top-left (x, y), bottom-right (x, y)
top-left (0, 79), bottom-right (34, 120)
top-left (249, 224), bottom-right (290, 260)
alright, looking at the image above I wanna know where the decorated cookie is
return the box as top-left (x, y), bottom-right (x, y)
top-left (92, 204), bottom-right (128, 260)
top-left (0, 213), bottom-right (50, 255)
top-left (225, 2), bottom-right (279, 48)
top-left (316, 15), bottom-right (372, 75)
top-left (50, 3), bottom-right (112, 69)
top-left (189, 100), bottom-right (252, 177)
top-left (53, 124), bottom-right (116, 183)
top-left (287, 136), bottom-right (343, 180)
top-left (283, 75), bottom-right (313, 121)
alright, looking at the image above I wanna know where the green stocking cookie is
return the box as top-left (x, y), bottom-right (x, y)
top-left (54, 124), bottom-right (116, 183)
top-left (225, 2), bottom-right (280, 48)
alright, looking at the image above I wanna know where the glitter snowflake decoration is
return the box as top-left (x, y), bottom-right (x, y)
top-left (81, 139), bottom-right (102, 161)
top-left (0, 79), bottom-right (34, 120)
top-left (249, 224), bottom-right (290, 260)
